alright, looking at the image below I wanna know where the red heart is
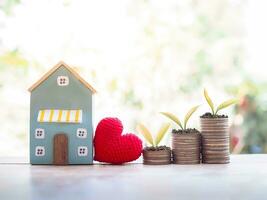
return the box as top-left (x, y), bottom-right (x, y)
top-left (94, 117), bottom-right (142, 164)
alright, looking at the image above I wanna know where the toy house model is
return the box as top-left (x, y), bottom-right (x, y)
top-left (28, 61), bottom-right (96, 165)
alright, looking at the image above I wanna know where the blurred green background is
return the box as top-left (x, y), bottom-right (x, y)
top-left (0, 0), bottom-right (266, 156)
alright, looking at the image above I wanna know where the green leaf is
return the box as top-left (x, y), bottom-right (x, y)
top-left (184, 105), bottom-right (200, 129)
top-left (155, 123), bottom-right (171, 146)
top-left (215, 99), bottom-right (238, 114)
top-left (0, 50), bottom-right (28, 68)
top-left (136, 124), bottom-right (154, 146)
top-left (204, 89), bottom-right (214, 115)
top-left (160, 112), bottom-right (183, 129)
top-left (0, 0), bottom-right (21, 15)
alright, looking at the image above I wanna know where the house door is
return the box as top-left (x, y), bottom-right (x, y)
top-left (53, 133), bottom-right (68, 165)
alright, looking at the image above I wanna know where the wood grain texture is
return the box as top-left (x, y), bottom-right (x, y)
top-left (53, 133), bottom-right (68, 165)
top-left (0, 155), bottom-right (267, 200)
top-left (1, 155), bottom-right (267, 200)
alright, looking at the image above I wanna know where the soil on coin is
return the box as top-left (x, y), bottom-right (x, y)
top-left (172, 128), bottom-right (200, 134)
top-left (200, 112), bottom-right (228, 118)
top-left (143, 146), bottom-right (171, 151)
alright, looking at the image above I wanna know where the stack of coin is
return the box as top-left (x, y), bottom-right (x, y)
top-left (172, 133), bottom-right (201, 164)
top-left (200, 117), bottom-right (230, 164)
top-left (143, 147), bottom-right (171, 165)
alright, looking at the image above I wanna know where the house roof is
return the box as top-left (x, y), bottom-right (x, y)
top-left (28, 61), bottom-right (97, 93)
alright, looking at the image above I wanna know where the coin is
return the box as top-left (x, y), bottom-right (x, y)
top-left (143, 149), bottom-right (171, 165)
top-left (200, 117), bottom-right (230, 164)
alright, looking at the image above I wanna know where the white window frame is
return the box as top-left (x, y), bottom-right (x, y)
top-left (35, 146), bottom-right (45, 156)
top-left (78, 146), bottom-right (88, 156)
top-left (35, 128), bottom-right (45, 139)
top-left (77, 128), bottom-right (87, 138)
top-left (57, 76), bottom-right (69, 86)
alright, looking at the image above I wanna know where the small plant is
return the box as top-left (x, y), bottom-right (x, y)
top-left (160, 105), bottom-right (200, 130)
top-left (201, 89), bottom-right (237, 164)
top-left (138, 123), bottom-right (172, 165)
top-left (137, 123), bottom-right (170, 147)
top-left (203, 89), bottom-right (238, 116)
top-left (161, 106), bottom-right (201, 164)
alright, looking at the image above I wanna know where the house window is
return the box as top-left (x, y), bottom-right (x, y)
top-left (57, 76), bottom-right (69, 86)
top-left (35, 146), bottom-right (45, 156)
top-left (35, 128), bottom-right (45, 139)
top-left (77, 128), bottom-right (87, 138)
top-left (78, 146), bottom-right (88, 156)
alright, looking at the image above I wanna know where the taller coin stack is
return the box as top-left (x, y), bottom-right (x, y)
top-left (172, 131), bottom-right (201, 164)
top-left (200, 117), bottom-right (230, 164)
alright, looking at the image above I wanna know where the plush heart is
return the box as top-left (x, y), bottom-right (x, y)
top-left (94, 117), bottom-right (142, 164)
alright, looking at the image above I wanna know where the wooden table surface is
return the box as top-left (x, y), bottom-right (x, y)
top-left (0, 155), bottom-right (266, 200)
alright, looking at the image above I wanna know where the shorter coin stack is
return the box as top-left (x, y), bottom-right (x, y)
top-left (200, 117), bottom-right (230, 164)
top-left (143, 147), bottom-right (171, 165)
top-left (172, 133), bottom-right (201, 164)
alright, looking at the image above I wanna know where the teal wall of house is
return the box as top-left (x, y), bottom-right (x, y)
top-left (30, 66), bottom-right (93, 164)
